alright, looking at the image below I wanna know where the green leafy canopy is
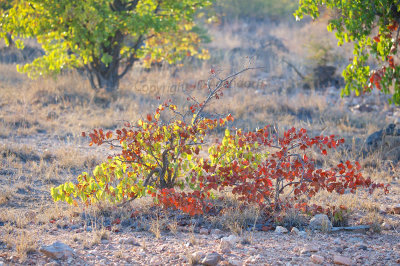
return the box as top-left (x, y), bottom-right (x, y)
top-left (0, 0), bottom-right (212, 91)
top-left (295, 0), bottom-right (400, 105)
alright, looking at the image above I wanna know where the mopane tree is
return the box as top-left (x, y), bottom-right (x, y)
top-left (0, 0), bottom-right (211, 92)
top-left (295, 1), bottom-right (400, 105)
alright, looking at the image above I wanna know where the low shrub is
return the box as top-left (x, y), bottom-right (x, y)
top-left (51, 67), bottom-right (388, 217)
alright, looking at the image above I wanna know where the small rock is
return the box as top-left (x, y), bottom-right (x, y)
top-left (244, 255), bottom-right (265, 264)
top-left (227, 258), bottom-right (242, 266)
top-left (308, 214), bottom-right (332, 232)
top-left (211, 229), bottom-right (222, 235)
top-left (201, 252), bottom-right (222, 266)
top-left (311, 254), bottom-right (325, 264)
top-left (149, 257), bottom-right (162, 265)
top-left (333, 255), bottom-right (355, 265)
top-left (291, 227), bottom-right (300, 235)
top-left (199, 228), bottom-right (209, 235)
top-left (219, 239), bottom-right (232, 253)
top-left (40, 242), bottom-right (75, 260)
top-left (25, 211), bottom-right (36, 221)
top-left (275, 226), bottom-right (288, 234)
top-left (101, 239), bottom-right (109, 244)
top-left (381, 222), bottom-right (391, 230)
top-left (128, 237), bottom-right (140, 246)
top-left (185, 242), bottom-right (193, 247)
top-left (221, 235), bottom-right (240, 245)
top-left (301, 244), bottom-right (319, 254)
top-left (190, 251), bottom-right (206, 263)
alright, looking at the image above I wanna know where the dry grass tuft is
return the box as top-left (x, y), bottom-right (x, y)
top-left (15, 231), bottom-right (38, 260)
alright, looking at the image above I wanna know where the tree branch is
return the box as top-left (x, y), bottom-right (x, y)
top-left (118, 35), bottom-right (144, 79)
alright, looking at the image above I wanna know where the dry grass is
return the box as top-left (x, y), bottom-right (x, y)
top-left (149, 215), bottom-right (162, 239)
top-left (208, 199), bottom-right (261, 235)
top-left (15, 231), bottom-right (38, 260)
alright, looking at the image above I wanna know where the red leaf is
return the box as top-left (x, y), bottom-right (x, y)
top-left (147, 114), bottom-right (152, 122)
top-left (227, 114), bottom-right (234, 122)
top-left (262, 226), bottom-right (272, 231)
top-left (388, 56), bottom-right (395, 69)
top-left (112, 218), bottom-right (121, 225)
top-left (81, 132), bottom-right (86, 137)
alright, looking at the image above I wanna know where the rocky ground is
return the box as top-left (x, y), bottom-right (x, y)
top-left (1, 221), bottom-right (400, 265)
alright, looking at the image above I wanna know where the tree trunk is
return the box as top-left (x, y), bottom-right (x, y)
top-left (6, 33), bottom-right (14, 47)
top-left (86, 31), bottom-right (123, 94)
top-left (94, 63), bottom-right (120, 94)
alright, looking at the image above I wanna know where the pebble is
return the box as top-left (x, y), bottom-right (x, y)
top-left (201, 252), bottom-right (222, 266)
top-left (200, 228), bottom-right (209, 235)
top-left (190, 251), bottom-right (206, 262)
top-left (275, 226), bottom-right (288, 234)
top-left (311, 254), bottom-right (325, 264)
top-left (291, 227), bottom-right (300, 235)
top-left (333, 255), bottom-right (355, 265)
top-left (221, 235), bottom-right (240, 245)
top-left (381, 222), bottom-right (391, 230)
top-left (301, 244), bottom-right (319, 254)
top-left (308, 214), bottom-right (332, 232)
top-left (219, 239), bottom-right (232, 254)
top-left (40, 242), bottom-right (75, 260)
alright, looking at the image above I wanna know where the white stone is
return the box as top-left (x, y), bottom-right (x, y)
top-left (308, 214), bottom-right (332, 232)
top-left (275, 226), bottom-right (288, 234)
top-left (221, 234), bottom-right (240, 245)
top-left (219, 239), bottom-right (232, 253)
top-left (333, 255), bottom-right (355, 265)
top-left (301, 244), bottom-right (319, 254)
top-left (291, 227), bottom-right (300, 235)
top-left (201, 252), bottom-right (222, 266)
top-left (381, 222), bottom-right (391, 230)
top-left (191, 251), bottom-right (206, 263)
top-left (40, 242), bottom-right (75, 260)
top-left (311, 254), bottom-right (325, 264)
